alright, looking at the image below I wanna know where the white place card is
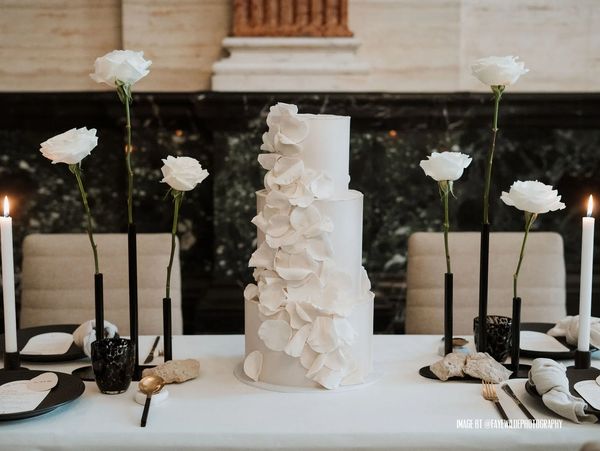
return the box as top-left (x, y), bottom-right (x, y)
top-left (574, 380), bottom-right (600, 411)
top-left (0, 380), bottom-right (49, 414)
top-left (20, 332), bottom-right (73, 355)
top-left (520, 331), bottom-right (570, 353)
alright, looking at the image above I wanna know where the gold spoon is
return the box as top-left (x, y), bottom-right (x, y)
top-left (139, 375), bottom-right (165, 427)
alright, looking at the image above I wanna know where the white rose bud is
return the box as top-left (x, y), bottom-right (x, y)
top-left (160, 156), bottom-right (209, 192)
top-left (501, 180), bottom-right (566, 214)
top-left (419, 151), bottom-right (472, 182)
top-left (40, 127), bottom-right (98, 165)
top-left (471, 56), bottom-right (529, 87)
top-left (90, 50), bottom-right (152, 87)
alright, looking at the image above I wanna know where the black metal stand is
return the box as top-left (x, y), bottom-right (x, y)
top-left (444, 273), bottom-right (453, 356)
top-left (163, 297), bottom-right (172, 362)
top-left (477, 223), bottom-right (490, 352)
top-left (511, 297), bottom-right (521, 376)
top-left (128, 223), bottom-right (140, 380)
top-left (574, 350), bottom-right (592, 370)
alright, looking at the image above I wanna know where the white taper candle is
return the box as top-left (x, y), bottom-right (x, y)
top-left (0, 196), bottom-right (18, 353)
top-left (578, 195), bottom-right (595, 352)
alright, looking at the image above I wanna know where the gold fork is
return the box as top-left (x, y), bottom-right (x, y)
top-left (482, 381), bottom-right (509, 420)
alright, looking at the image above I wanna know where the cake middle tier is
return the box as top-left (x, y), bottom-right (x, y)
top-left (256, 189), bottom-right (364, 297)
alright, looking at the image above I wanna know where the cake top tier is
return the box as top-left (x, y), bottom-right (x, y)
top-left (260, 103), bottom-right (350, 198)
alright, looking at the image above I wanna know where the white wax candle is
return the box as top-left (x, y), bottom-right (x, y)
top-left (578, 195), bottom-right (595, 352)
top-left (0, 196), bottom-right (17, 353)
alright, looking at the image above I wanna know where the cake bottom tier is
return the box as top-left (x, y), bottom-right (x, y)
top-left (244, 297), bottom-right (374, 389)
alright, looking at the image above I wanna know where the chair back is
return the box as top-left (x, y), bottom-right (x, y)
top-left (20, 233), bottom-right (183, 335)
top-left (406, 231), bottom-right (566, 334)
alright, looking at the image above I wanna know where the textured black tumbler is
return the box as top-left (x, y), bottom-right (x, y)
top-left (444, 273), bottom-right (453, 355)
top-left (163, 298), bottom-right (172, 362)
top-left (92, 338), bottom-right (135, 394)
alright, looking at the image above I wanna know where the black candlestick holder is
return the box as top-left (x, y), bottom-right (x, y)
top-left (477, 223), bottom-right (490, 352)
top-left (163, 297), bottom-right (172, 362)
top-left (444, 273), bottom-right (453, 355)
top-left (574, 350), bottom-right (592, 370)
top-left (3, 351), bottom-right (21, 371)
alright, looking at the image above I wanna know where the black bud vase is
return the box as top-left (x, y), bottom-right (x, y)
top-left (444, 273), bottom-right (453, 355)
top-left (511, 297), bottom-right (521, 376)
top-left (163, 297), bottom-right (172, 362)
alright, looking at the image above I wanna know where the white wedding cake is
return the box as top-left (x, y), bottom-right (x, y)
top-left (242, 103), bottom-right (374, 390)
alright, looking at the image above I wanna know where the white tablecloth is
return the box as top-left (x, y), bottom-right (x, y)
top-left (1, 335), bottom-right (598, 451)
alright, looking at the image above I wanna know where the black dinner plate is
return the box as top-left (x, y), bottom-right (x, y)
top-left (0, 369), bottom-right (85, 421)
top-left (525, 366), bottom-right (600, 418)
top-left (520, 322), bottom-right (596, 360)
top-left (0, 324), bottom-right (86, 362)
top-left (419, 363), bottom-right (531, 381)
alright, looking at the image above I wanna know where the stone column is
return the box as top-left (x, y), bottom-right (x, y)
top-left (232, 0), bottom-right (352, 37)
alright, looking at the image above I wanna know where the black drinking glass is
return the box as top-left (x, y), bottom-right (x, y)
top-left (473, 315), bottom-right (512, 362)
top-left (91, 338), bottom-right (135, 394)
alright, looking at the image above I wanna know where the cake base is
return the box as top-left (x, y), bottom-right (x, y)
top-left (234, 362), bottom-right (381, 393)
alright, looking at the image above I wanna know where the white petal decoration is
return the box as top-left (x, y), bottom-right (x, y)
top-left (310, 172), bottom-right (334, 199)
top-left (278, 114), bottom-right (309, 143)
top-left (266, 190), bottom-right (291, 209)
top-left (249, 243), bottom-right (276, 270)
top-left (290, 205), bottom-right (323, 236)
top-left (296, 302), bottom-right (319, 323)
top-left (284, 324), bottom-right (312, 357)
top-left (243, 284), bottom-right (259, 302)
top-left (258, 304), bottom-right (286, 319)
top-left (306, 352), bottom-right (327, 378)
top-left (265, 229), bottom-right (302, 249)
top-left (305, 236), bottom-right (334, 261)
top-left (258, 153), bottom-right (280, 170)
top-left (300, 345), bottom-right (318, 370)
top-left (286, 275), bottom-right (322, 304)
top-left (333, 318), bottom-right (356, 346)
top-left (267, 214), bottom-right (291, 238)
top-left (274, 251), bottom-right (319, 281)
top-left (272, 157), bottom-right (304, 185)
top-left (258, 280), bottom-right (286, 311)
top-left (311, 367), bottom-right (345, 390)
top-left (260, 131), bottom-right (275, 153)
top-left (258, 320), bottom-right (292, 351)
top-left (360, 266), bottom-right (372, 292)
top-left (286, 303), bottom-right (307, 329)
top-left (243, 351), bottom-right (263, 382)
top-left (307, 317), bottom-right (338, 353)
top-left (251, 213), bottom-right (268, 233)
top-left (274, 132), bottom-right (302, 156)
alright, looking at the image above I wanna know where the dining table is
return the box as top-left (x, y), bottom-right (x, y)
top-left (0, 334), bottom-right (598, 451)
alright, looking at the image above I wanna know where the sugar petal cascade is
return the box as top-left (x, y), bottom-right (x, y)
top-left (244, 103), bottom-right (374, 389)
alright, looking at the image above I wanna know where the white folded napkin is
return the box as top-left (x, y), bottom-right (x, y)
top-left (72, 320), bottom-right (118, 357)
top-left (528, 358), bottom-right (597, 423)
top-left (547, 315), bottom-right (600, 349)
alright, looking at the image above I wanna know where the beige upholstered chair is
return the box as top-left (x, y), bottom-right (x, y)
top-left (20, 234), bottom-right (182, 335)
top-left (406, 232), bottom-right (566, 334)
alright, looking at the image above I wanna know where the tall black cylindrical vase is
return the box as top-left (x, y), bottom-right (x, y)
top-left (95, 273), bottom-right (104, 342)
top-left (128, 223), bottom-right (140, 378)
top-left (511, 297), bottom-right (521, 375)
top-left (477, 223), bottom-right (490, 352)
top-left (163, 298), bottom-right (172, 362)
top-left (444, 273), bottom-right (453, 355)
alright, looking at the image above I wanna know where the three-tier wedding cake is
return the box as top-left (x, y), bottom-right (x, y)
top-left (242, 103), bottom-right (374, 390)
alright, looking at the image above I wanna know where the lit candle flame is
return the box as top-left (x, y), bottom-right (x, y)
top-left (587, 195), bottom-right (594, 217)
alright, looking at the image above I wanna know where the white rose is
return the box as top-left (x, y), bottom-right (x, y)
top-left (501, 180), bottom-right (566, 214)
top-left (471, 56), bottom-right (529, 87)
top-left (419, 151), bottom-right (472, 182)
top-left (160, 156), bottom-right (209, 192)
top-left (90, 50), bottom-right (152, 87)
top-left (40, 127), bottom-right (98, 165)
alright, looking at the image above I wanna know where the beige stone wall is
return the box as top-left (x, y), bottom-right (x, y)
top-left (0, 0), bottom-right (598, 92)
